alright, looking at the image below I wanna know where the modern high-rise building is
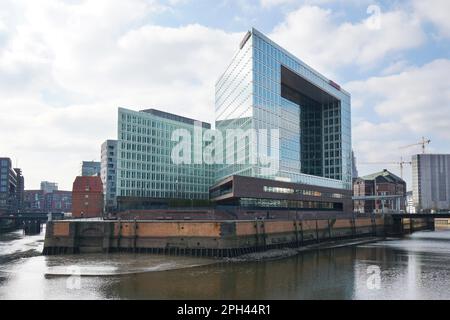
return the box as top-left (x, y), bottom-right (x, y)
top-left (211, 28), bottom-right (352, 212)
top-left (116, 108), bottom-right (214, 210)
top-left (101, 139), bottom-right (118, 211)
top-left (81, 161), bottom-right (101, 177)
top-left (215, 28), bottom-right (352, 189)
top-left (412, 154), bottom-right (450, 212)
top-left (40, 181), bottom-right (58, 194)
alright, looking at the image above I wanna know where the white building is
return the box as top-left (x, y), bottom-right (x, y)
top-left (406, 191), bottom-right (416, 214)
top-left (101, 140), bottom-right (117, 210)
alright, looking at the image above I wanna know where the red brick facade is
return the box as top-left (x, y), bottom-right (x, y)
top-left (353, 169), bottom-right (406, 213)
top-left (72, 176), bottom-right (104, 218)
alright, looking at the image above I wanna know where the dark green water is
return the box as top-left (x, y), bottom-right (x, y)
top-left (1, 226), bottom-right (450, 300)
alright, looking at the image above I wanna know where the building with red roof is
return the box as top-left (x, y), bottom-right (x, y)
top-left (72, 176), bottom-right (104, 218)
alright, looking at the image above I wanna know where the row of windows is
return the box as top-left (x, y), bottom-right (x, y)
top-left (240, 197), bottom-right (337, 210)
top-left (263, 186), bottom-right (344, 199)
top-left (119, 180), bottom-right (209, 191)
top-left (121, 113), bottom-right (187, 130)
top-left (119, 189), bottom-right (208, 200)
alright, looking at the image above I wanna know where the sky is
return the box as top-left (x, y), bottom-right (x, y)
top-left (0, 0), bottom-right (449, 190)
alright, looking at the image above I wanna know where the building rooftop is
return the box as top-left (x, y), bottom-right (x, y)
top-left (360, 169), bottom-right (405, 184)
top-left (73, 176), bottom-right (103, 193)
top-left (140, 108), bottom-right (211, 129)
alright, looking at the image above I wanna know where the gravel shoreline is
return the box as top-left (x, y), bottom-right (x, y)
top-left (224, 237), bottom-right (385, 262)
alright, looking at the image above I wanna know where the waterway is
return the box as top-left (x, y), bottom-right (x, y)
top-left (1, 225), bottom-right (450, 300)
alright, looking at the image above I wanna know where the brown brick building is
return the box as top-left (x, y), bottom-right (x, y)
top-left (353, 169), bottom-right (407, 213)
top-left (72, 176), bottom-right (104, 218)
top-left (24, 189), bottom-right (72, 213)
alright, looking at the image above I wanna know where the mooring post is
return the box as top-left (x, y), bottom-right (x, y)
top-left (261, 220), bottom-right (267, 248)
top-left (254, 219), bottom-right (259, 250)
top-left (133, 219), bottom-right (138, 253)
top-left (327, 219), bottom-right (332, 239)
top-left (315, 220), bottom-right (320, 243)
top-left (300, 221), bottom-right (304, 245)
top-left (117, 219), bottom-right (122, 250)
top-left (351, 215), bottom-right (356, 237)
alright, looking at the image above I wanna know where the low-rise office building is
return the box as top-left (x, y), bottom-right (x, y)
top-left (24, 189), bottom-right (72, 213)
top-left (210, 175), bottom-right (352, 214)
top-left (23, 190), bottom-right (45, 212)
top-left (45, 190), bottom-right (72, 212)
top-left (40, 181), bottom-right (58, 194)
top-left (0, 158), bottom-right (24, 214)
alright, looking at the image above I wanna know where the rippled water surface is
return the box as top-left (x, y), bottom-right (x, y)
top-left (1, 225), bottom-right (450, 300)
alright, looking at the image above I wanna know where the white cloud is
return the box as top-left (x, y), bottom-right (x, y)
top-left (0, 0), bottom-right (445, 192)
top-left (413, 0), bottom-right (450, 38)
top-left (269, 5), bottom-right (426, 78)
top-left (0, 0), bottom-right (241, 189)
top-left (348, 59), bottom-right (450, 185)
top-left (260, 0), bottom-right (296, 8)
top-left (380, 60), bottom-right (413, 76)
top-left (348, 59), bottom-right (450, 138)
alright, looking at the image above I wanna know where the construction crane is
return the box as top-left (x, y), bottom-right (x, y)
top-left (359, 157), bottom-right (412, 179)
top-left (399, 137), bottom-right (431, 154)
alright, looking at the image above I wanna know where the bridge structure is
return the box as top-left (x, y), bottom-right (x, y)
top-left (0, 212), bottom-right (65, 222)
top-left (387, 212), bottom-right (450, 219)
top-left (0, 212), bottom-right (65, 235)
top-left (352, 194), bottom-right (406, 212)
top-left (383, 212), bottom-right (450, 235)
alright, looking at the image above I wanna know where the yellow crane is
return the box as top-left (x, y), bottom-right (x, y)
top-left (399, 137), bottom-right (431, 154)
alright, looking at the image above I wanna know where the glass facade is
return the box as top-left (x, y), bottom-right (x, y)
top-left (116, 108), bottom-right (214, 200)
top-left (239, 198), bottom-right (339, 210)
top-left (412, 154), bottom-right (450, 211)
top-left (215, 28), bottom-right (352, 190)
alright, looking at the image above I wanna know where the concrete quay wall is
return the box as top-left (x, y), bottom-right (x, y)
top-left (43, 216), bottom-right (430, 257)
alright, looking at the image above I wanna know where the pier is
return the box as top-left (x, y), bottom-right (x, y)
top-left (42, 214), bottom-right (434, 257)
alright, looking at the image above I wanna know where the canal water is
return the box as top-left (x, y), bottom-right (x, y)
top-left (1, 225), bottom-right (450, 300)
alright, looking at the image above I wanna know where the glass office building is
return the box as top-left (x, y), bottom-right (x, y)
top-left (116, 108), bottom-right (214, 208)
top-left (412, 154), bottom-right (450, 212)
top-left (215, 28), bottom-right (352, 190)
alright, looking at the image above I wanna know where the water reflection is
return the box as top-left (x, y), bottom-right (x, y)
top-left (1, 228), bottom-right (450, 300)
